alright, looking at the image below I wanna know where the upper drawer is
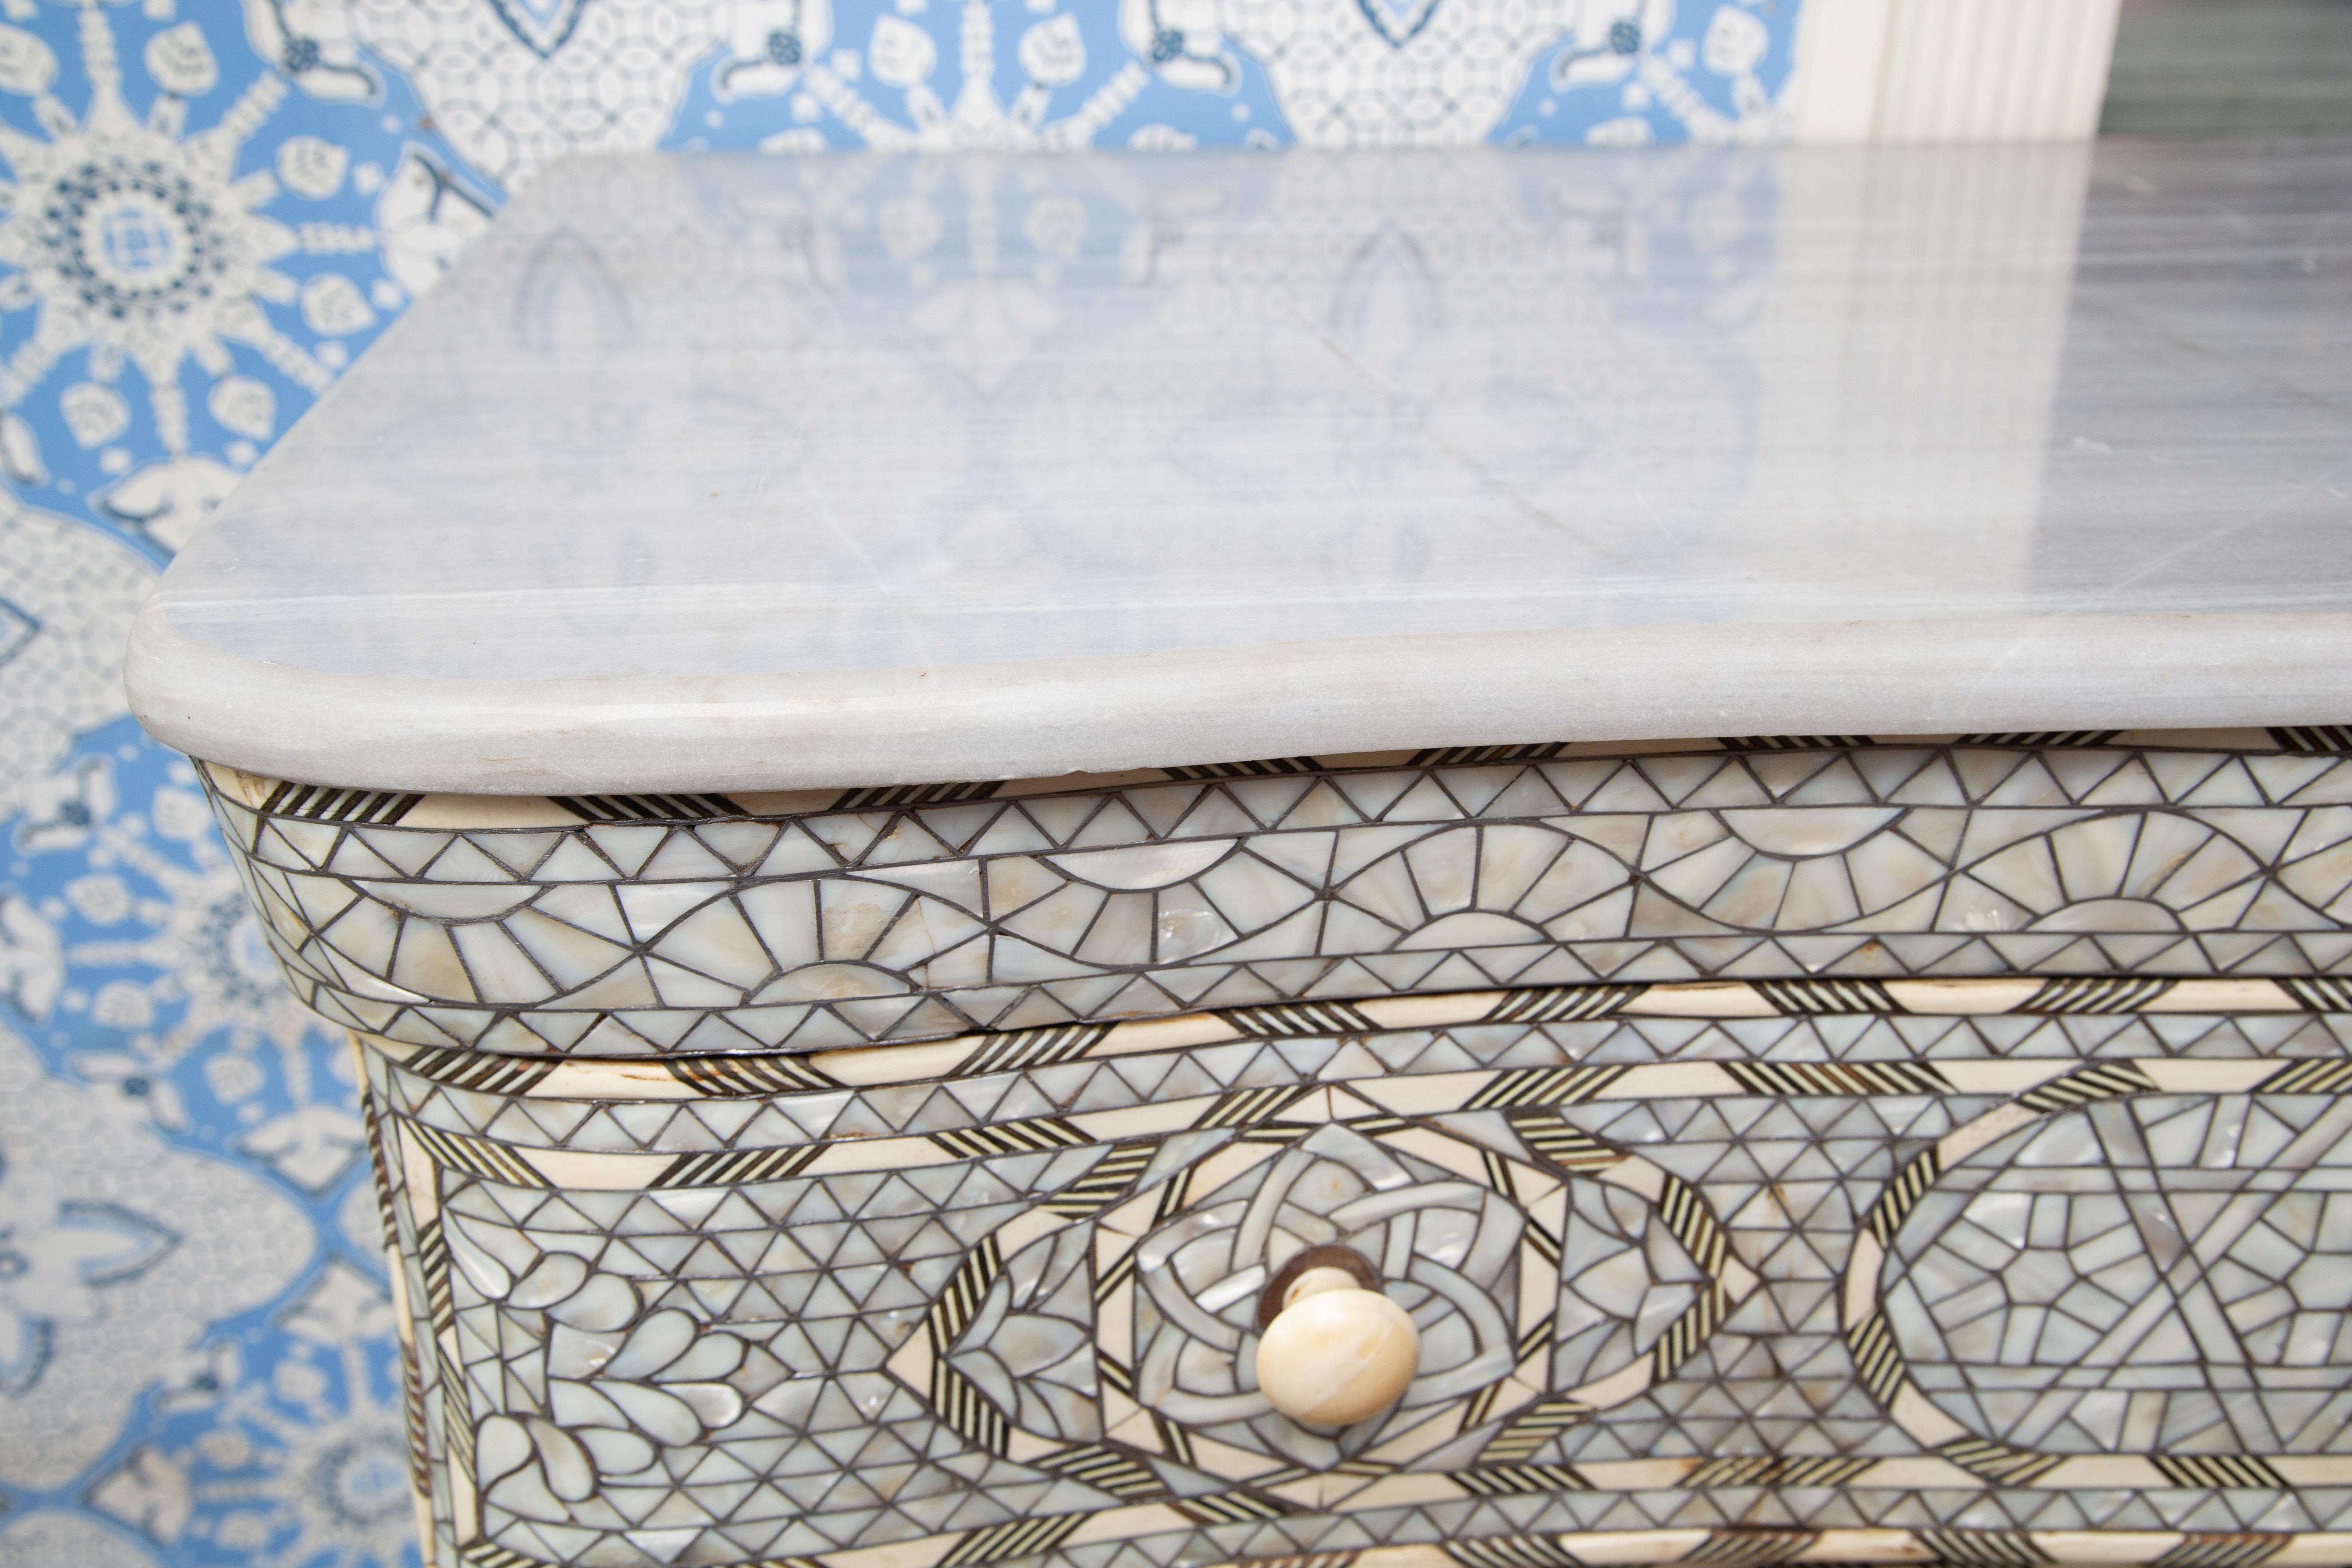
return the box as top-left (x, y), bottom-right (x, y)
top-left (207, 735), bottom-right (2352, 1058)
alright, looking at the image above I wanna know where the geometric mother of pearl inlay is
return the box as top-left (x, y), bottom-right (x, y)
top-left (903, 1111), bottom-right (1745, 1512)
top-left (204, 733), bottom-right (2352, 1060)
top-left (363, 1003), bottom-right (2352, 1568)
top-left (1859, 1060), bottom-right (2352, 1490)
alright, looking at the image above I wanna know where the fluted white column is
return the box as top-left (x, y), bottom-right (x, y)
top-left (1787, 0), bottom-right (2124, 142)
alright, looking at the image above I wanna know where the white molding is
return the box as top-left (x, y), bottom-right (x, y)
top-left (1783, 0), bottom-right (1897, 141)
top-left (1788, 0), bottom-right (2123, 142)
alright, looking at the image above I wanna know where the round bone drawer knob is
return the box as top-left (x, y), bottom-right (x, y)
top-left (1254, 1268), bottom-right (1420, 1428)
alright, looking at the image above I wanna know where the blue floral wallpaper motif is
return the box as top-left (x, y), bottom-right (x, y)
top-left (0, 2), bottom-right (1798, 1562)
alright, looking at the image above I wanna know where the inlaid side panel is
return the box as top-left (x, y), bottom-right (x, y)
top-left (360, 991), bottom-right (2352, 1568)
top-left (211, 736), bottom-right (2352, 1059)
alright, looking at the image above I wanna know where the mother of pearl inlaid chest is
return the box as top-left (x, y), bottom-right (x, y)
top-left (128, 139), bottom-right (2352, 1568)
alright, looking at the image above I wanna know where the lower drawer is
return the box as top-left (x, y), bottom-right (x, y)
top-left (359, 979), bottom-right (2352, 1568)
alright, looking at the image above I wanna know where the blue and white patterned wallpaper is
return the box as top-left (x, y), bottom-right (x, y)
top-left (0, 2), bottom-right (1799, 1563)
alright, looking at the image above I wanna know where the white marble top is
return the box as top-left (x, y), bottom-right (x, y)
top-left (127, 141), bottom-right (2352, 795)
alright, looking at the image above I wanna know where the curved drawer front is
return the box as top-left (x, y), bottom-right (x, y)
top-left (360, 985), bottom-right (2352, 1568)
top-left (211, 733), bottom-right (2352, 1059)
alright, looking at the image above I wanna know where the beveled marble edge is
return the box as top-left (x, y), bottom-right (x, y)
top-left (127, 607), bottom-right (2352, 796)
top-left (355, 976), bottom-right (2317, 1100)
top-left (191, 724), bottom-right (2346, 823)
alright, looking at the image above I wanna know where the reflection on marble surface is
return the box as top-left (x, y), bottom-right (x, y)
top-left (129, 141), bottom-right (2352, 792)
